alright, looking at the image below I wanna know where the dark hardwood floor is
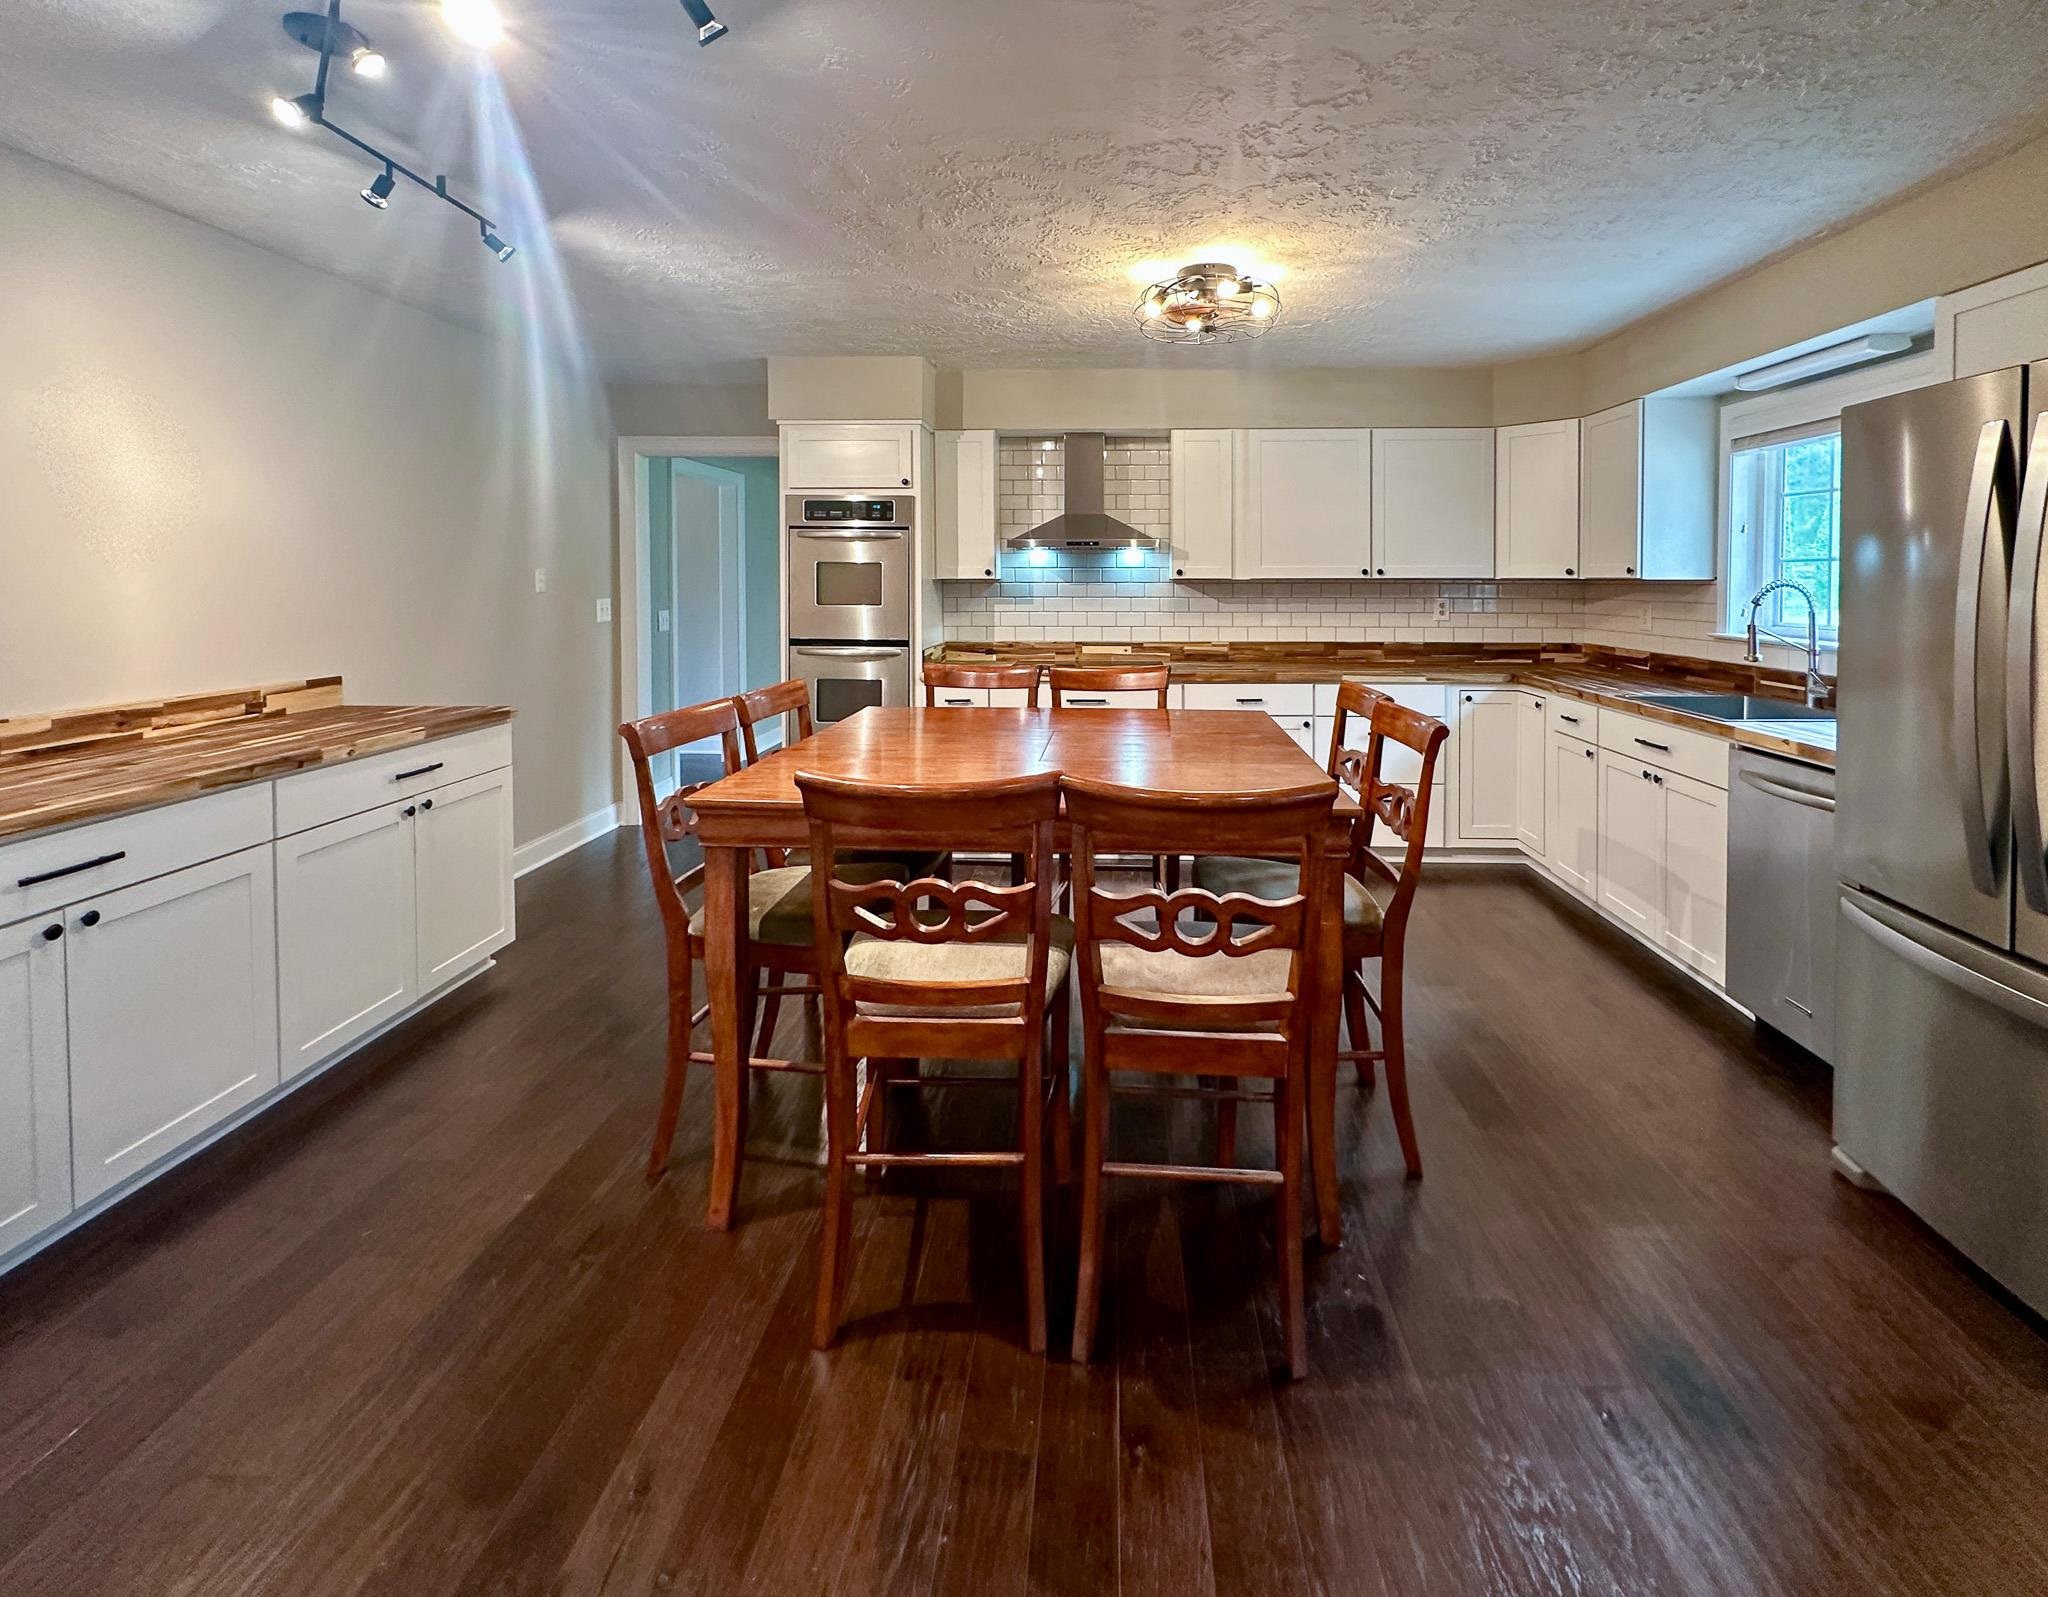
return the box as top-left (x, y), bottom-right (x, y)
top-left (4, 834), bottom-right (2047, 1596)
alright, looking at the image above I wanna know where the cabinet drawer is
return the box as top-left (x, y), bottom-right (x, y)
top-left (1049, 689), bottom-right (1169, 709)
top-left (1181, 682), bottom-right (1317, 715)
top-left (1313, 680), bottom-right (1450, 720)
top-left (1598, 707), bottom-right (1729, 789)
top-left (926, 687), bottom-right (990, 708)
top-left (0, 784), bottom-right (273, 926)
top-left (1548, 697), bottom-right (1596, 739)
top-left (275, 725), bottom-right (511, 837)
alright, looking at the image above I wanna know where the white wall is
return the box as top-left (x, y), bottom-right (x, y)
top-left (0, 145), bottom-right (616, 845)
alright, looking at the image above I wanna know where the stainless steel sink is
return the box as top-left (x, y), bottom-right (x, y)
top-left (1630, 692), bottom-right (1835, 723)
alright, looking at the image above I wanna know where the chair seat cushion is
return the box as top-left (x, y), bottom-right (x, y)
top-left (1191, 855), bottom-right (1395, 936)
top-left (1095, 944), bottom-right (1295, 1033)
top-left (845, 917), bottom-right (1074, 1018)
top-left (687, 865), bottom-right (816, 946)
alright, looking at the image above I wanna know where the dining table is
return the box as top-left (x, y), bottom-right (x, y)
top-left (683, 704), bottom-right (1362, 1245)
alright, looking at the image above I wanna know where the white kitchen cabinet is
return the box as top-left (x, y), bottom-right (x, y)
top-left (1545, 731), bottom-right (1600, 898)
top-left (414, 768), bottom-right (516, 991)
top-left (1578, 398), bottom-right (1716, 580)
top-left (1939, 260), bottom-right (2048, 378)
top-left (66, 845), bottom-right (279, 1205)
top-left (1597, 750), bottom-right (1665, 940)
top-left (1167, 429), bottom-right (1236, 579)
top-left (1515, 690), bottom-right (1547, 858)
top-left (1369, 428), bottom-right (1495, 578)
top-left (1495, 418), bottom-right (1582, 579)
top-left (933, 429), bottom-right (998, 580)
top-left (1234, 429), bottom-right (1372, 579)
top-left (276, 801), bottom-right (418, 1079)
top-left (0, 915), bottom-right (70, 1256)
top-left (1454, 689), bottom-right (1523, 842)
top-left (780, 422), bottom-right (919, 491)
top-left (1660, 770), bottom-right (1728, 983)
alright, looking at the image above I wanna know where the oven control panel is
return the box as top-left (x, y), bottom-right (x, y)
top-left (801, 498), bottom-right (899, 524)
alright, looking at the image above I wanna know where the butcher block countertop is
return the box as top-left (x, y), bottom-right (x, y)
top-left (928, 641), bottom-right (1837, 767)
top-left (0, 678), bottom-right (512, 840)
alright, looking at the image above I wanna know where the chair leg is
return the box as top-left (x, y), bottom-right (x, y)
top-left (1276, 1063), bottom-right (1309, 1379)
top-left (647, 960), bottom-right (694, 1184)
top-left (813, 1050), bottom-right (859, 1350)
top-left (1382, 960), bottom-right (1421, 1179)
top-left (753, 985), bottom-right (784, 1063)
top-left (1007, 852), bottom-right (1027, 887)
top-left (1343, 966), bottom-right (1376, 1091)
top-left (1018, 1041), bottom-right (1048, 1355)
top-left (1162, 854), bottom-right (1181, 892)
top-left (1214, 1077), bottom-right (1239, 1167)
top-left (1070, 1042), bottom-right (1110, 1364)
top-left (1050, 987), bottom-right (1074, 1186)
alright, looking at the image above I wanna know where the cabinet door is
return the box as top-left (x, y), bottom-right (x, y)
top-left (276, 802), bottom-right (418, 1079)
top-left (1597, 751), bottom-right (1665, 940)
top-left (934, 430), bottom-right (997, 580)
top-left (1545, 732), bottom-right (1600, 898)
top-left (67, 845), bottom-right (279, 1205)
top-left (780, 423), bottom-right (917, 490)
top-left (1454, 689), bottom-right (1521, 841)
top-left (0, 915), bottom-right (71, 1256)
top-left (1515, 691), bottom-right (1547, 858)
top-left (1495, 418), bottom-right (1582, 578)
top-left (1661, 770), bottom-right (1729, 984)
top-left (1235, 430), bottom-right (1371, 579)
top-left (1370, 428), bottom-right (1495, 578)
top-left (1578, 400), bottom-right (1642, 578)
top-left (415, 768), bottom-right (515, 991)
top-left (1168, 429), bottom-right (1235, 579)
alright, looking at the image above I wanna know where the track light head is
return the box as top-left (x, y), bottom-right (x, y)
top-left (270, 91), bottom-right (322, 128)
top-left (350, 46), bottom-right (386, 78)
top-left (480, 225), bottom-right (517, 263)
top-left (440, 0), bottom-right (504, 48)
top-left (361, 167), bottom-right (396, 208)
top-left (679, 0), bottom-right (728, 45)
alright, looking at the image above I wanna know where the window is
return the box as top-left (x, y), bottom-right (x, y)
top-left (1728, 421), bottom-right (1841, 640)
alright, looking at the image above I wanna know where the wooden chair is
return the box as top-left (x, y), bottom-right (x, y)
top-left (1192, 681), bottom-right (1447, 1180)
top-left (618, 698), bottom-right (828, 1184)
top-left (1064, 775), bottom-right (1338, 1380)
top-left (799, 770), bottom-right (1072, 1353)
top-left (924, 661), bottom-right (1044, 707)
top-left (1046, 663), bottom-right (1170, 708)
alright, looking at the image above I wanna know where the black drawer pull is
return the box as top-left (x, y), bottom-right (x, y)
top-left (1069, 697), bottom-right (1108, 706)
top-left (1558, 713), bottom-right (1581, 724)
top-left (1235, 697), bottom-right (1266, 705)
top-left (17, 850), bottom-right (126, 888)
top-left (392, 762), bottom-right (446, 782)
top-left (1633, 738), bottom-right (1671, 753)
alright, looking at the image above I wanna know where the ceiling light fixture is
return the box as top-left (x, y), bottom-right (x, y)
top-left (274, 4), bottom-right (515, 262)
top-left (678, 0), bottom-right (729, 45)
top-left (1731, 333), bottom-right (1915, 392)
top-left (1133, 261), bottom-right (1281, 345)
top-left (439, 0), bottom-right (505, 48)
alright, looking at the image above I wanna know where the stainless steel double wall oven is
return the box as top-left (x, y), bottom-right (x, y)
top-left (785, 493), bottom-right (914, 724)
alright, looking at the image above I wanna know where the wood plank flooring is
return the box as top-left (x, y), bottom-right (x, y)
top-left (3, 835), bottom-right (2047, 1596)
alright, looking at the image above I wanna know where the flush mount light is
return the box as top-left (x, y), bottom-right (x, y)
top-left (361, 165), bottom-right (396, 208)
top-left (1134, 261), bottom-right (1281, 345)
top-left (679, 0), bottom-right (729, 44)
top-left (1730, 333), bottom-right (1915, 392)
top-left (440, 0), bottom-right (505, 48)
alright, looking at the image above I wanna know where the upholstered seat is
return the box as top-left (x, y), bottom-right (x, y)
top-left (686, 859), bottom-right (911, 947)
top-left (1191, 855), bottom-right (1397, 937)
top-left (844, 917), bottom-right (1074, 1017)
top-left (1096, 942), bottom-right (1294, 1003)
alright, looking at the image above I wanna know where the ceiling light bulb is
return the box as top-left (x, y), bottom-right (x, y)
top-left (1141, 298), bottom-right (1165, 318)
top-left (351, 46), bottom-right (387, 78)
top-left (1215, 277), bottom-right (1240, 297)
top-left (441, 0), bottom-right (504, 48)
top-left (1249, 298), bottom-right (1274, 319)
top-left (480, 226), bottom-right (517, 262)
top-left (270, 92), bottom-right (319, 128)
top-left (361, 168), bottom-right (396, 208)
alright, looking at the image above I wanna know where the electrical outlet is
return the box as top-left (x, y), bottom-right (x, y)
top-left (533, 567), bottom-right (548, 594)
top-left (1431, 596), bottom-right (1451, 623)
top-left (657, 608), bottom-right (672, 633)
top-left (1641, 603), bottom-right (1653, 630)
top-left (596, 597), bottom-right (612, 623)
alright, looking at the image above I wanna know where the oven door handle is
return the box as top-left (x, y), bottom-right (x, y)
top-left (792, 646), bottom-right (903, 660)
top-left (791, 527), bottom-right (907, 541)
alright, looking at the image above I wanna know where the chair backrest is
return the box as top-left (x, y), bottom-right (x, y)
top-left (1327, 680), bottom-right (1447, 938)
top-left (1061, 776), bottom-right (1336, 1053)
top-left (798, 770), bottom-right (1062, 1053)
top-left (1047, 663), bottom-right (1170, 708)
top-left (923, 661), bottom-right (1043, 708)
top-left (734, 678), bottom-right (814, 764)
top-left (618, 699), bottom-right (746, 958)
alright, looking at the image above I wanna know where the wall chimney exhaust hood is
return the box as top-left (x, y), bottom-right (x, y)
top-left (1006, 433), bottom-right (1157, 550)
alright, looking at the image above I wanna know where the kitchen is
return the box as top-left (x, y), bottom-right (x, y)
top-left (7, 1), bottom-right (2048, 1592)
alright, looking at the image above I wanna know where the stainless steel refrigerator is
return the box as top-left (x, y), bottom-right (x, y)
top-left (1835, 362), bottom-right (2048, 1317)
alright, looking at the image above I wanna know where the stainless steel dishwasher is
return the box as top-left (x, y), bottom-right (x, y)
top-left (1728, 747), bottom-right (1838, 1062)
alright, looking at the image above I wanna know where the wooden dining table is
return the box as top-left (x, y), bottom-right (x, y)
top-left (684, 705), bottom-right (1362, 1245)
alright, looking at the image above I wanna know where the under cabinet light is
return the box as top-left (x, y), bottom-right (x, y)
top-left (1731, 334), bottom-right (1914, 392)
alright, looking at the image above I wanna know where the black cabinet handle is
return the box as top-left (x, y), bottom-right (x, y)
top-left (41, 924), bottom-right (62, 942)
top-left (1565, 567), bottom-right (1576, 576)
top-left (402, 805), bottom-right (418, 817)
top-left (78, 909), bottom-right (101, 928)
top-left (1235, 697), bottom-right (1266, 706)
top-left (420, 798), bottom-right (434, 811)
top-left (1626, 565), bottom-right (1635, 575)
top-left (984, 568), bottom-right (993, 577)
top-left (391, 762), bottom-right (445, 783)
top-left (1558, 713), bottom-right (1581, 724)
top-left (1360, 567), bottom-right (1370, 576)
top-left (1633, 738), bottom-right (1671, 753)
top-left (1175, 568), bottom-right (1185, 577)
top-left (1653, 773), bottom-right (1664, 785)
top-left (17, 850), bottom-right (126, 889)
top-left (900, 477), bottom-right (910, 486)
top-left (1584, 748), bottom-right (1595, 760)
top-left (1376, 567), bottom-right (1387, 576)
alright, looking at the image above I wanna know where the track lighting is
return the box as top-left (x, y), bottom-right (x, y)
top-left (679, 0), bottom-right (728, 45)
top-left (350, 46), bottom-right (386, 78)
top-left (271, 91), bottom-right (321, 128)
top-left (361, 166), bottom-right (396, 208)
top-left (440, 0), bottom-right (504, 48)
top-left (480, 225), bottom-right (517, 263)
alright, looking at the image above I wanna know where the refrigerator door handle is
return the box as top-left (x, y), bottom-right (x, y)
top-left (2009, 415), bottom-right (2048, 914)
top-left (1843, 895), bottom-right (2048, 1029)
top-left (1955, 416), bottom-right (2013, 896)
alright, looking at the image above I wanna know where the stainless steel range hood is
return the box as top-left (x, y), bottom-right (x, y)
top-left (1006, 433), bottom-right (1157, 550)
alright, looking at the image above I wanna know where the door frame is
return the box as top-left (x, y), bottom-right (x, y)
top-left (615, 434), bottom-right (778, 825)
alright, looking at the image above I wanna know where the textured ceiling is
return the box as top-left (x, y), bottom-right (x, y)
top-left (4, 0), bottom-right (2047, 380)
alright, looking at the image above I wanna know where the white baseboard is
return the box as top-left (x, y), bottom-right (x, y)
top-left (514, 804), bottom-right (621, 876)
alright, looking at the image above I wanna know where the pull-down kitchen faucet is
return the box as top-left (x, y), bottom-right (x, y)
top-left (1743, 579), bottom-right (1831, 707)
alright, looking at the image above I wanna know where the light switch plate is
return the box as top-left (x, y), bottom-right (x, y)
top-left (533, 567), bottom-right (548, 593)
top-left (596, 597), bottom-right (612, 623)
top-left (657, 608), bottom-right (672, 633)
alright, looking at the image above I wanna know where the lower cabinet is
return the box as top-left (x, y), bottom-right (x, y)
top-left (415, 769), bottom-right (517, 989)
top-left (66, 845), bottom-right (280, 1205)
top-left (1595, 749), bottom-right (1728, 981)
top-left (1545, 730), bottom-right (1600, 897)
top-left (0, 915), bottom-right (71, 1256)
top-left (1515, 691), bottom-right (1547, 858)
top-left (1597, 752), bottom-right (1666, 940)
top-left (1455, 688), bottom-right (1523, 842)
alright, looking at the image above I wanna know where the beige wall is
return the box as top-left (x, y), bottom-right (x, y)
top-left (0, 145), bottom-right (617, 847)
top-left (955, 365), bottom-right (1495, 430)
top-left (607, 378), bottom-right (772, 437)
top-left (766, 355), bottom-right (935, 422)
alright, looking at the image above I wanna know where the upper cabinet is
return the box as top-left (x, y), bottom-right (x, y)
top-left (780, 422), bottom-right (920, 491)
top-left (1579, 398), bottom-right (1717, 580)
top-left (934, 429), bottom-right (998, 580)
top-left (1939, 261), bottom-right (2048, 378)
top-left (1167, 429), bottom-right (1236, 579)
top-left (1234, 429), bottom-right (1372, 579)
top-left (1495, 418), bottom-right (1581, 579)
top-left (1370, 427), bottom-right (1495, 579)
